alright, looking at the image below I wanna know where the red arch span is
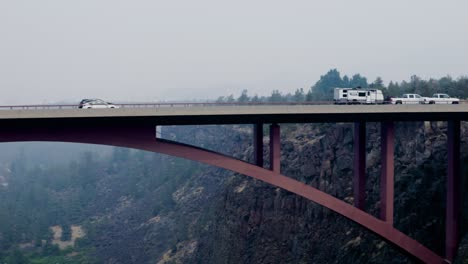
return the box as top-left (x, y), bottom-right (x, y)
top-left (0, 128), bottom-right (444, 263)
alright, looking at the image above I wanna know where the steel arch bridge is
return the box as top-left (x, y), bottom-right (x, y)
top-left (0, 104), bottom-right (466, 263)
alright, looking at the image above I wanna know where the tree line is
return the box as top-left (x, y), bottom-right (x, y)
top-left (0, 147), bottom-right (195, 263)
top-left (216, 69), bottom-right (468, 103)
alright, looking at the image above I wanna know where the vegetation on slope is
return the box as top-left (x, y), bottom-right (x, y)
top-left (0, 69), bottom-right (467, 263)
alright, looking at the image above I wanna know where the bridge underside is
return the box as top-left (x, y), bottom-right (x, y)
top-left (0, 120), bottom-right (462, 264)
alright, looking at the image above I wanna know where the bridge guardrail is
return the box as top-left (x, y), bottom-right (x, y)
top-left (0, 101), bottom-right (331, 110)
top-left (0, 100), bottom-right (466, 110)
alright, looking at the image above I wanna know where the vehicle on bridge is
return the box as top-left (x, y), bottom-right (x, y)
top-left (78, 99), bottom-right (119, 109)
top-left (390, 94), bottom-right (427, 104)
top-left (333, 88), bottom-right (384, 104)
top-left (425, 93), bottom-right (460, 104)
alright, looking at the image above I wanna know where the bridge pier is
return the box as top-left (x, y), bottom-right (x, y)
top-left (254, 123), bottom-right (264, 167)
top-left (270, 123), bottom-right (280, 173)
top-left (446, 120), bottom-right (461, 262)
top-left (380, 121), bottom-right (394, 224)
top-left (354, 122), bottom-right (366, 210)
top-left (2, 105), bottom-right (466, 263)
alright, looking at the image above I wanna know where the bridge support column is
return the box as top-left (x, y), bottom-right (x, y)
top-left (380, 121), bottom-right (394, 224)
top-left (354, 122), bottom-right (366, 210)
top-left (270, 123), bottom-right (280, 173)
top-left (446, 120), bottom-right (461, 262)
top-left (254, 123), bottom-right (264, 167)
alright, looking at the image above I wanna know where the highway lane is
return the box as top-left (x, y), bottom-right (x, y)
top-left (0, 104), bottom-right (467, 124)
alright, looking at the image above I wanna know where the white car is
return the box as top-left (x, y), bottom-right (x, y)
top-left (78, 99), bottom-right (119, 109)
top-left (426, 94), bottom-right (460, 104)
top-left (390, 94), bottom-right (427, 104)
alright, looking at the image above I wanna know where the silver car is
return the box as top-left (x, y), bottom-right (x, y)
top-left (78, 99), bottom-right (118, 109)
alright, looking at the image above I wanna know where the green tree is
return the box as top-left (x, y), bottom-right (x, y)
top-left (269, 90), bottom-right (283, 102)
top-left (310, 69), bottom-right (344, 100)
top-left (225, 95), bottom-right (235, 103)
top-left (438, 75), bottom-right (453, 94)
top-left (61, 224), bottom-right (72, 241)
top-left (251, 94), bottom-right (260, 102)
top-left (4, 249), bottom-right (28, 264)
top-left (237, 89), bottom-right (250, 103)
top-left (453, 77), bottom-right (468, 98)
top-left (342, 75), bottom-right (350, 87)
top-left (349, 74), bottom-right (368, 88)
top-left (43, 243), bottom-right (60, 255)
top-left (370, 77), bottom-right (384, 89)
top-left (305, 90), bottom-right (313, 101)
top-left (293, 88), bottom-right (306, 102)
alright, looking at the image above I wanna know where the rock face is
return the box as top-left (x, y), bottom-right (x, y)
top-left (50, 225), bottom-right (85, 250)
top-left (80, 122), bottom-right (467, 263)
top-left (185, 122), bottom-right (468, 263)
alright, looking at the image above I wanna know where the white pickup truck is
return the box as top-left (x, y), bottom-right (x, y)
top-left (390, 94), bottom-right (426, 104)
top-left (426, 94), bottom-right (460, 104)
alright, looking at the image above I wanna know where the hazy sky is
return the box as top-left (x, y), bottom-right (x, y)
top-left (0, 0), bottom-right (467, 104)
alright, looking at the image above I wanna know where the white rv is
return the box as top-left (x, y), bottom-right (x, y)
top-left (333, 88), bottom-right (384, 104)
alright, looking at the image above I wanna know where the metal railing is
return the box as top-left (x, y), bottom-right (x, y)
top-left (0, 101), bottom-right (331, 110)
top-left (0, 100), bottom-right (466, 110)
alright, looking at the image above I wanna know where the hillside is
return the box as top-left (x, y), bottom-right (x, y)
top-left (0, 121), bottom-right (466, 263)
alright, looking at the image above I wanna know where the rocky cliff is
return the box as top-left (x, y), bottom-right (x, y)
top-left (173, 122), bottom-right (467, 263)
top-left (3, 122), bottom-right (465, 263)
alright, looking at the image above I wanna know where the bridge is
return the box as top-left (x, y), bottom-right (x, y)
top-left (1, 104), bottom-right (467, 263)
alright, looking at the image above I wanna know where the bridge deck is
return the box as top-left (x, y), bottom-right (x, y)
top-left (0, 105), bottom-right (467, 124)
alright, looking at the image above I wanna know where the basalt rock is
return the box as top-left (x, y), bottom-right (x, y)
top-left (188, 122), bottom-right (468, 264)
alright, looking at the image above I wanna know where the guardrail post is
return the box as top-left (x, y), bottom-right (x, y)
top-left (269, 123), bottom-right (280, 173)
top-left (354, 121), bottom-right (366, 210)
top-left (446, 120), bottom-right (461, 262)
top-left (254, 123), bottom-right (264, 167)
top-left (380, 121), bottom-right (394, 224)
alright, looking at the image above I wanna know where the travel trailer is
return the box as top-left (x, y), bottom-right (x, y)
top-left (333, 88), bottom-right (384, 104)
